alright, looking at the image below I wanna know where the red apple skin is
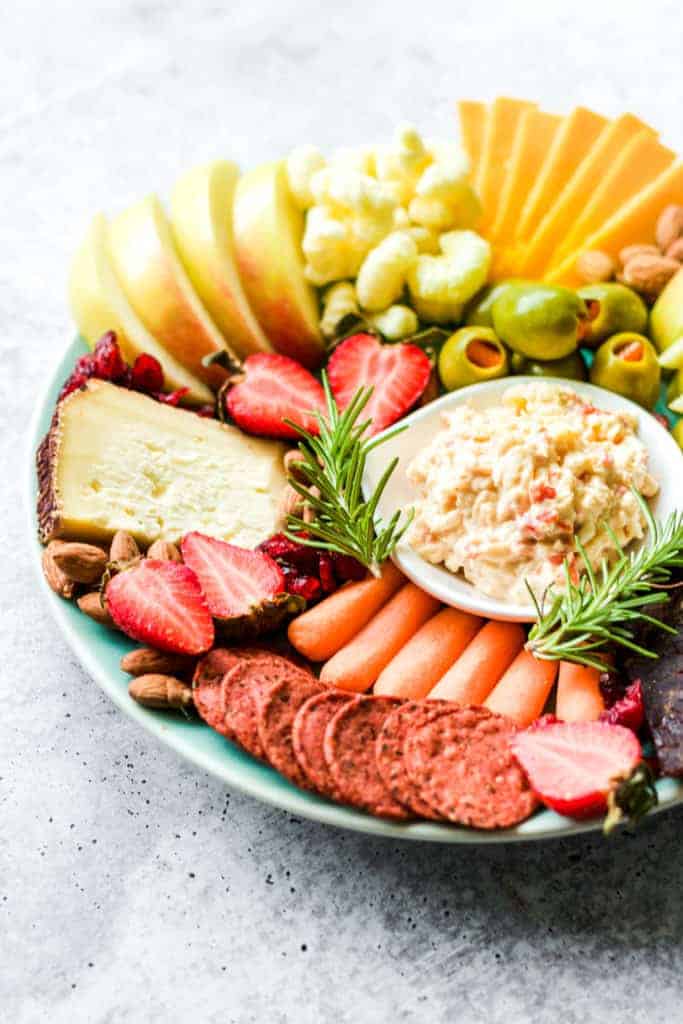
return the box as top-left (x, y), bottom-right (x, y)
top-left (233, 161), bottom-right (325, 369)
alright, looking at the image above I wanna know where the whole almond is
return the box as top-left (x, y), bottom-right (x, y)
top-left (42, 544), bottom-right (76, 599)
top-left (120, 646), bottom-right (195, 677)
top-left (277, 483), bottom-right (305, 527)
top-left (128, 674), bottom-right (194, 711)
top-left (51, 541), bottom-right (108, 584)
top-left (621, 253), bottom-right (680, 299)
top-left (576, 249), bottom-right (615, 283)
top-left (618, 244), bottom-right (661, 267)
top-left (283, 449), bottom-right (307, 483)
top-left (146, 539), bottom-right (182, 562)
top-left (655, 204), bottom-right (683, 252)
top-left (665, 238), bottom-right (683, 263)
top-left (109, 530), bottom-right (140, 564)
top-left (77, 591), bottom-right (117, 628)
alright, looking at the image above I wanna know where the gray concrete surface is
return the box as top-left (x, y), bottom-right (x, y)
top-left (2, 1), bottom-right (683, 1020)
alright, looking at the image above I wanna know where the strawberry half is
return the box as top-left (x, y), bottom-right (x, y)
top-left (181, 532), bottom-right (304, 640)
top-left (511, 720), bottom-right (642, 820)
top-left (327, 333), bottom-right (432, 435)
top-left (106, 560), bottom-right (214, 655)
top-left (225, 353), bottom-right (326, 439)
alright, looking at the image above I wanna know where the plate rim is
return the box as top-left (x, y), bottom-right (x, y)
top-left (25, 337), bottom-right (683, 844)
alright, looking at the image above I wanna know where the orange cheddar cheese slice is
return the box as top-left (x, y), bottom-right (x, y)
top-left (457, 100), bottom-right (487, 180)
top-left (491, 109), bottom-right (561, 244)
top-left (546, 161), bottom-right (683, 286)
top-left (547, 132), bottom-right (675, 270)
top-left (476, 97), bottom-right (536, 235)
top-left (518, 113), bottom-right (654, 277)
top-left (515, 106), bottom-right (607, 244)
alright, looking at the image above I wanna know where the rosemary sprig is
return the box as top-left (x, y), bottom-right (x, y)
top-left (283, 373), bottom-right (413, 577)
top-left (527, 492), bottom-right (683, 669)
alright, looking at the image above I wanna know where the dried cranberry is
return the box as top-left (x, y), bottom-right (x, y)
top-left (318, 552), bottom-right (336, 593)
top-left (92, 332), bottom-right (127, 381)
top-left (286, 575), bottom-right (322, 601)
top-left (153, 387), bottom-right (190, 406)
top-left (599, 668), bottom-right (626, 708)
top-left (131, 353), bottom-right (164, 393)
top-left (259, 533), bottom-right (319, 574)
top-left (331, 551), bottom-right (366, 581)
top-left (600, 679), bottom-right (645, 733)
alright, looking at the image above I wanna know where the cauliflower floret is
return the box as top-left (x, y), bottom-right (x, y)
top-left (320, 281), bottom-right (361, 340)
top-left (286, 146), bottom-right (327, 209)
top-left (370, 304), bottom-right (419, 340)
top-left (407, 230), bottom-right (491, 324)
top-left (356, 230), bottom-right (418, 312)
top-left (408, 225), bottom-right (441, 254)
top-left (302, 207), bottom-right (360, 286)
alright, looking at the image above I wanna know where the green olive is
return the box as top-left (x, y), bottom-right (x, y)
top-left (492, 283), bottom-right (586, 360)
top-left (514, 351), bottom-right (587, 381)
top-left (577, 283), bottom-right (648, 347)
top-left (667, 367), bottom-right (683, 403)
top-left (465, 279), bottom-right (529, 328)
top-left (672, 419), bottom-right (683, 451)
top-left (438, 326), bottom-right (509, 391)
top-left (589, 332), bottom-right (661, 409)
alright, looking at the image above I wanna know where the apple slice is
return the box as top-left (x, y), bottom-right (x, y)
top-left (108, 195), bottom-right (235, 390)
top-left (171, 161), bottom-right (273, 360)
top-left (68, 214), bottom-right (213, 406)
top-left (233, 161), bottom-right (324, 369)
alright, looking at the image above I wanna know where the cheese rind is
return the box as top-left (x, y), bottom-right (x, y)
top-left (457, 100), bottom-right (487, 180)
top-left (546, 161), bottom-right (683, 287)
top-left (515, 107), bottom-right (607, 243)
top-left (518, 113), bottom-right (653, 276)
top-left (546, 133), bottom-right (675, 271)
top-left (476, 97), bottom-right (536, 235)
top-left (37, 380), bottom-right (286, 549)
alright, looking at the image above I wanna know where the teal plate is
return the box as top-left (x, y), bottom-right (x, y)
top-left (26, 338), bottom-right (683, 843)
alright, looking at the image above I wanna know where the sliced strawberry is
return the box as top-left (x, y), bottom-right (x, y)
top-left (511, 720), bottom-right (642, 819)
top-left (181, 533), bottom-right (285, 617)
top-left (327, 333), bottom-right (432, 435)
top-left (225, 353), bottom-right (326, 439)
top-left (106, 560), bottom-right (214, 655)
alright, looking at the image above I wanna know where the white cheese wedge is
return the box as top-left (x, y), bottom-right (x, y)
top-left (37, 380), bottom-right (286, 549)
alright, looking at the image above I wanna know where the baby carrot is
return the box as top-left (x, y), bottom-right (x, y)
top-left (287, 561), bottom-right (404, 662)
top-left (374, 607), bottom-right (483, 700)
top-left (484, 649), bottom-right (558, 726)
top-left (319, 584), bottom-right (441, 692)
top-left (555, 661), bottom-right (605, 722)
top-left (428, 620), bottom-right (525, 704)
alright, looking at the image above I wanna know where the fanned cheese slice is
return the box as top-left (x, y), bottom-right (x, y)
top-left (515, 107), bottom-right (607, 244)
top-left (476, 97), bottom-right (536, 235)
top-left (547, 132), bottom-right (675, 271)
top-left (457, 100), bottom-right (487, 180)
top-left (518, 113), bottom-right (654, 276)
top-left (37, 380), bottom-right (286, 548)
top-left (491, 109), bottom-right (561, 244)
top-left (546, 161), bottom-right (683, 286)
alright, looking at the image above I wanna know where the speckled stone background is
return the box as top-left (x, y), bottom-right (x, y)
top-left (3, 1), bottom-right (683, 1020)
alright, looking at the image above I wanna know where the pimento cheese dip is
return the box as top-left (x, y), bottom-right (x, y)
top-left (406, 383), bottom-right (659, 603)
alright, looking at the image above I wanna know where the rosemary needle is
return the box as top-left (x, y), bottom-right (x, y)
top-left (283, 373), bottom-right (413, 577)
top-left (527, 491), bottom-right (683, 669)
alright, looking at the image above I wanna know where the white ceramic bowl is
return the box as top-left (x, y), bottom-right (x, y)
top-left (363, 376), bottom-right (683, 622)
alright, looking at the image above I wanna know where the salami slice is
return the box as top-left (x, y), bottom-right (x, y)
top-left (192, 648), bottom-right (244, 734)
top-left (324, 696), bottom-right (412, 820)
top-left (257, 674), bottom-right (326, 788)
top-left (292, 691), bottom-right (356, 799)
top-left (223, 654), bottom-right (313, 759)
top-left (404, 707), bottom-right (538, 829)
top-left (375, 701), bottom-right (452, 820)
